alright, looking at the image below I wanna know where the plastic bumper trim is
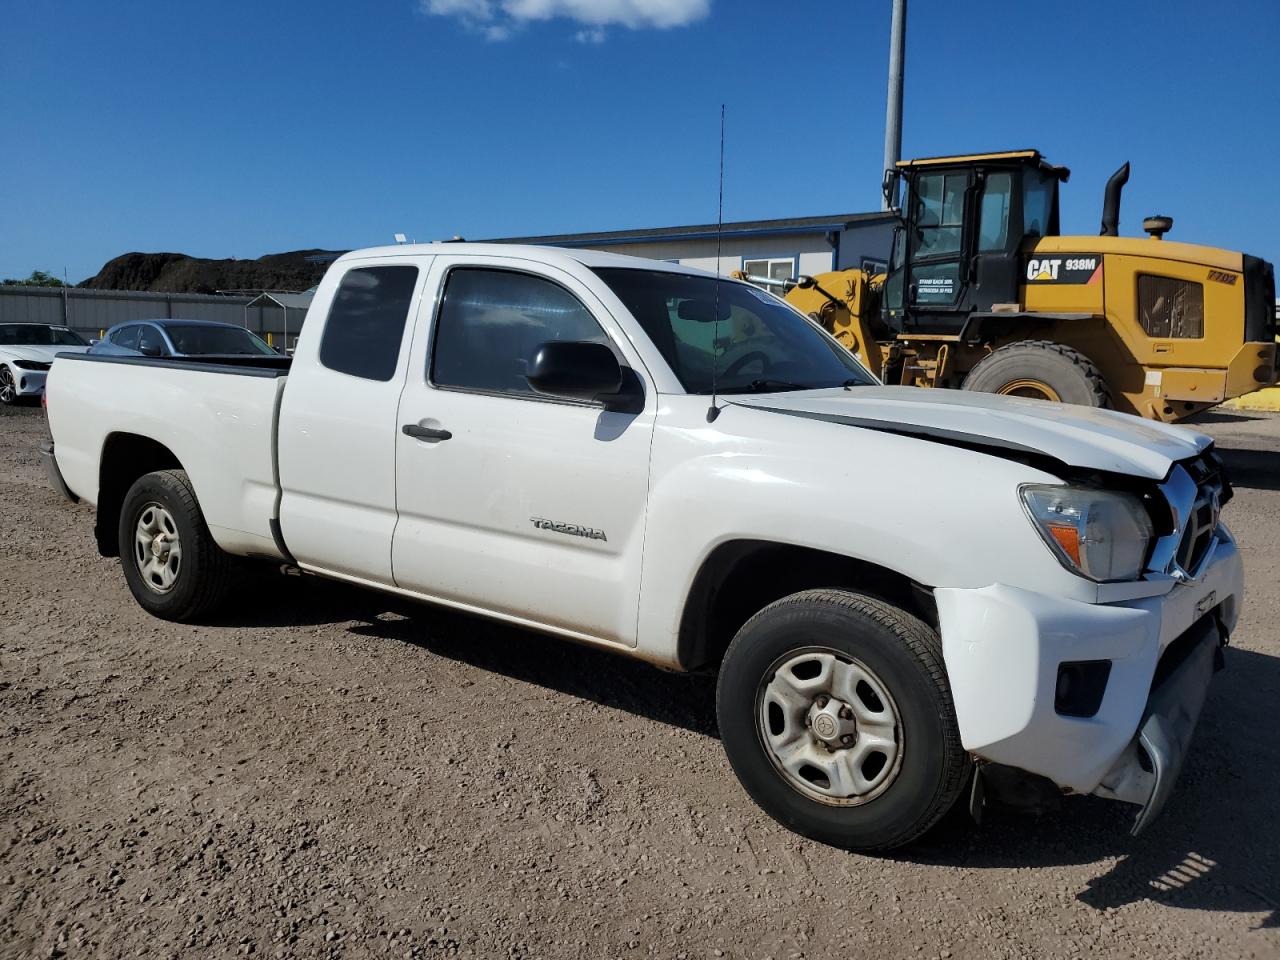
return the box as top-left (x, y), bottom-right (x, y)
top-left (39, 439), bottom-right (78, 503)
top-left (1093, 612), bottom-right (1222, 834)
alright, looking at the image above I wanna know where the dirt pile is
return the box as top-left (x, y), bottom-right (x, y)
top-left (79, 250), bottom-right (345, 294)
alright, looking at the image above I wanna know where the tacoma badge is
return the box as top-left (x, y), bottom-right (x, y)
top-left (530, 517), bottom-right (607, 542)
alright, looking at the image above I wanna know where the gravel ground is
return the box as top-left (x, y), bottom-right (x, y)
top-left (2, 402), bottom-right (1278, 960)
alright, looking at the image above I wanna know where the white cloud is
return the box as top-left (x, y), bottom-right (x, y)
top-left (421, 0), bottom-right (710, 41)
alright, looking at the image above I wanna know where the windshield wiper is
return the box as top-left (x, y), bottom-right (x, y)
top-left (842, 378), bottom-right (869, 390)
top-left (721, 378), bottom-right (810, 394)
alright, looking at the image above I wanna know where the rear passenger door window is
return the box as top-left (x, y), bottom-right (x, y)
top-left (319, 265), bottom-right (420, 381)
top-left (430, 268), bottom-right (610, 397)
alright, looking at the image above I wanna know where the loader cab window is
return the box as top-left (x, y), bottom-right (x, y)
top-left (883, 228), bottom-right (906, 315)
top-left (1023, 170), bottom-right (1057, 238)
top-left (978, 172), bottom-right (1013, 251)
top-left (913, 172), bottom-right (965, 258)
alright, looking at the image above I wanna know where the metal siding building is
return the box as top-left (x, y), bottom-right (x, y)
top-left (491, 212), bottom-right (896, 281)
top-left (0, 286), bottom-right (312, 346)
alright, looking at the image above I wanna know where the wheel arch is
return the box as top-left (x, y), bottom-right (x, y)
top-left (95, 433), bottom-right (183, 556)
top-left (676, 539), bottom-right (936, 673)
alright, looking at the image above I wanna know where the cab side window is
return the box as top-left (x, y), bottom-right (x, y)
top-left (431, 268), bottom-right (609, 396)
top-left (319, 266), bottom-right (420, 382)
top-left (111, 326), bottom-right (141, 350)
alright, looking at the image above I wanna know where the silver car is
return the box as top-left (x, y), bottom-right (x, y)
top-left (90, 319), bottom-right (278, 359)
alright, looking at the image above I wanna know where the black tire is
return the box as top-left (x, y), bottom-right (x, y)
top-left (716, 590), bottom-right (969, 851)
top-left (0, 365), bottom-right (17, 405)
top-left (961, 339), bottom-right (1111, 408)
top-left (117, 469), bottom-right (235, 622)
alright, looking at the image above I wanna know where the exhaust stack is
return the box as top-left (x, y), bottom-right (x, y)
top-left (1100, 162), bottom-right (1130, 237)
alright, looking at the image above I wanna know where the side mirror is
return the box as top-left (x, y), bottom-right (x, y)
top-left (882, 168), bottom-right (900, 209)
top-left (88, 339), bottom-right (100, 346)
top-left (140, 344), bottom-right (162, 358)
top-left (527, 341), bottom-right (631, 407)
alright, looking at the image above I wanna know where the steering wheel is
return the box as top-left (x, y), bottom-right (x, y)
top-left (724, 350), bottom-right (770, 378)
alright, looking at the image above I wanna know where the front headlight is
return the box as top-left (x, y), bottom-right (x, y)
top-left (12, 360), bottom-right (49, 371)
top-left (1021, 484), bottom-right (1154, 582)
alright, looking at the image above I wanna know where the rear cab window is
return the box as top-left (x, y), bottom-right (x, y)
top-left (319, 265), bottom-right (420, 381)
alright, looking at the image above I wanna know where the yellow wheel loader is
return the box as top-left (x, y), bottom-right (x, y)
top-left (752, 151), bottom-right (1276, 422)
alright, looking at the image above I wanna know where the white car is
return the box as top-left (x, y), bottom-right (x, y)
top-left (0, 323), bottom-right (91, 404)
top-left (42, 245), bottom-right (1243, 850)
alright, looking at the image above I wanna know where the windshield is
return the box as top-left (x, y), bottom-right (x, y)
top-left (592, 268), bottom-right (876, 394)
top-left (166, 325), bottom-right (275, 355)
top-left (0, 324), bottom-right (88, 347)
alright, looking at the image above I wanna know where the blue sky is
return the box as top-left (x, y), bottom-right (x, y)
top-left (2, 0), bottom-right (1277, 283)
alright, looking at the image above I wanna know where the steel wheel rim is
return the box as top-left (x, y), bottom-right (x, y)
top-left (133, 502), bottom-right (182, 594)
top-left (997, 378), bottom-right (1061, 401)
top-left (0, 367), bottom-right (14, 403)
top-left (756, 646), bottom-right (904, 806)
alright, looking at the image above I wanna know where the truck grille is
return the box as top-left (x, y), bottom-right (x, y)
top-left (1169, 451), bottom-right (1230, 579)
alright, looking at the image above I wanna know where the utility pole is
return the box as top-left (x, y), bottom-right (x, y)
top-left (881, 0), bottom-right (907, 211)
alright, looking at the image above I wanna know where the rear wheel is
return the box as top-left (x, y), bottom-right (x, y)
top-left (716, 590), bottom-right (969, 851)
top-left (118, 469), bottom-right (236, 621)
top-left (962, 340), bottom-right (1111, 408)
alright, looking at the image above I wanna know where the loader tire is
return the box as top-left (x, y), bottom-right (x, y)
top-left (717, 589), bottom-right (970, 852)
top-left (962, 339), bottom-right (1111, 408)
top-left (118, 469), bottom-right (236, 622)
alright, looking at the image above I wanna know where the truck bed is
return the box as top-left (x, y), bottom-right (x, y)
top-left (47, 352), bottom-right (290, 560)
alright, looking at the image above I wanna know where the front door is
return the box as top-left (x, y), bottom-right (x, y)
top-left (392, 257), bottom-right (656, 646)
top-left (903, 167), bottom-right (970, 331)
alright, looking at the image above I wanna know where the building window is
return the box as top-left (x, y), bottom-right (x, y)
top-left (742, 257), bottom-right (796, 293)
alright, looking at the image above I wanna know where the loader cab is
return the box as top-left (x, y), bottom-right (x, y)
top-left (882, 150), bottom-right (1069, 336)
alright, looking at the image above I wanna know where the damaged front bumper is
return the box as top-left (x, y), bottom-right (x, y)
top-left (936, 530), bottom-right (1241, 833)
top-left (1093, 612), bottom-right (1225, 834)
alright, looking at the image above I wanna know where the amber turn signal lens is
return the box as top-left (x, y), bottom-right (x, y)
top-left (1045, 523), bottom-right (1082, 565)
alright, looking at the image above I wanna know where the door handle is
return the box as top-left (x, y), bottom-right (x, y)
top-left (402, 423), bottom-right (452, 443)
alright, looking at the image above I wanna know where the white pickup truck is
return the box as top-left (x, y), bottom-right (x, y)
top-left (43, 244), bottom-right (1242, 850)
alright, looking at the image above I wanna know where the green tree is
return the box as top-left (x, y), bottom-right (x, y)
top-left (1, 270), bottom-right (67, 287)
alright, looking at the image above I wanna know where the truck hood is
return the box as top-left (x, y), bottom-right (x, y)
top-left (729, 386), bottom-right (1210, 480)
top-left (1, 344), bottom-right (89, 363)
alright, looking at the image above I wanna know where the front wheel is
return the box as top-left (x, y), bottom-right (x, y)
top-left (716, 590), bottom-right (969, 851)
top-left (118, 469), bottom-right (236, 621)
top-left (0, 366), bottom-right (17, 405)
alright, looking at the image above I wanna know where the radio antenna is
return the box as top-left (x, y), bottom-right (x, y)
top-left (707, 104), bottom-right (725, 424)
